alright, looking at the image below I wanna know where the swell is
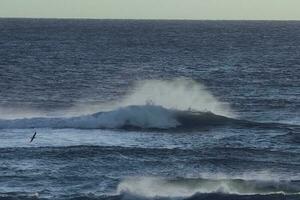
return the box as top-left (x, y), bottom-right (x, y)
top-left (0, 105), bottom-right (297, 131)
top-left (2, 145), bottom-right (299, 167)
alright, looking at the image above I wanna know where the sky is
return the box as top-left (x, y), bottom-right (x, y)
top-left (0, 0), bottom-right (300, 20)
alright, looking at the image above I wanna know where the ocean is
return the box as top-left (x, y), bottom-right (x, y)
top-left (0, 19), bottom-right (299, 200)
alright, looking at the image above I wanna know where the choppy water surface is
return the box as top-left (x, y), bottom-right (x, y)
top-left (0, 19), bottom-right (300, 200)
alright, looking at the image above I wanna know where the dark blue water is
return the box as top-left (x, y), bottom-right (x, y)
top-left (0, 19), bottom-right (300, 200)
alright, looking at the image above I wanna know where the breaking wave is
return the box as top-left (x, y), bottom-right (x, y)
top-left (0, 79), bottom-right (296, 130)
top-left (0, 104), bottom-right (295, 130)
top-left (117, 177), bottom-right (300, 198)
top-left (0, 79), bottom-right (240, 130)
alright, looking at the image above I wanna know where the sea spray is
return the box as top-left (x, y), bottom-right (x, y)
top-left (119, 79), bottom-right (234, 117)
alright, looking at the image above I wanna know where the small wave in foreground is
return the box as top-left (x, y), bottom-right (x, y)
top-left (117, 177), bottom-right (300, 198)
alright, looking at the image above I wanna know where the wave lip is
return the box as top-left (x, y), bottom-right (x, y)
top-left (117, 177), bottom-right (300, 198)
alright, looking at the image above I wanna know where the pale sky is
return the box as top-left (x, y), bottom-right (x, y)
top-left (1, 0), bottom-right (300, 20)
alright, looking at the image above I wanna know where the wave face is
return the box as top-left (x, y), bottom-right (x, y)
top-left (0, 104), bottom-right (250, 130)
top-left (117, 177), bottom-right (300, 198)
top-left (0, 105), bottom-right (178, 129)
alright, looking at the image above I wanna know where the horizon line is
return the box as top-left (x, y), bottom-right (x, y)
top-left (0, 17), bottom-right (300, 22)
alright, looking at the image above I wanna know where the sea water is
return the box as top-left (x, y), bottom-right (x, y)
top-left (0, 19), bottom-right (299, 200)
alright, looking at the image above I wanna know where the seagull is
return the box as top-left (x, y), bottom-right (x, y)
top-left (30, 132), bottom-right (37, 143)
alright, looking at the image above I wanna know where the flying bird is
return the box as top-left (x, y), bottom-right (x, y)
top-left (30, 132), bottom-right (37, 143)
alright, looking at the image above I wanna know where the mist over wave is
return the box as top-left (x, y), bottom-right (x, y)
top-left (118, 79), bottom-right (234, 117)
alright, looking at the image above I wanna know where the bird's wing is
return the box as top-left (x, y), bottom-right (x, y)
top-left (30, 132), bottom-right (36, 142)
